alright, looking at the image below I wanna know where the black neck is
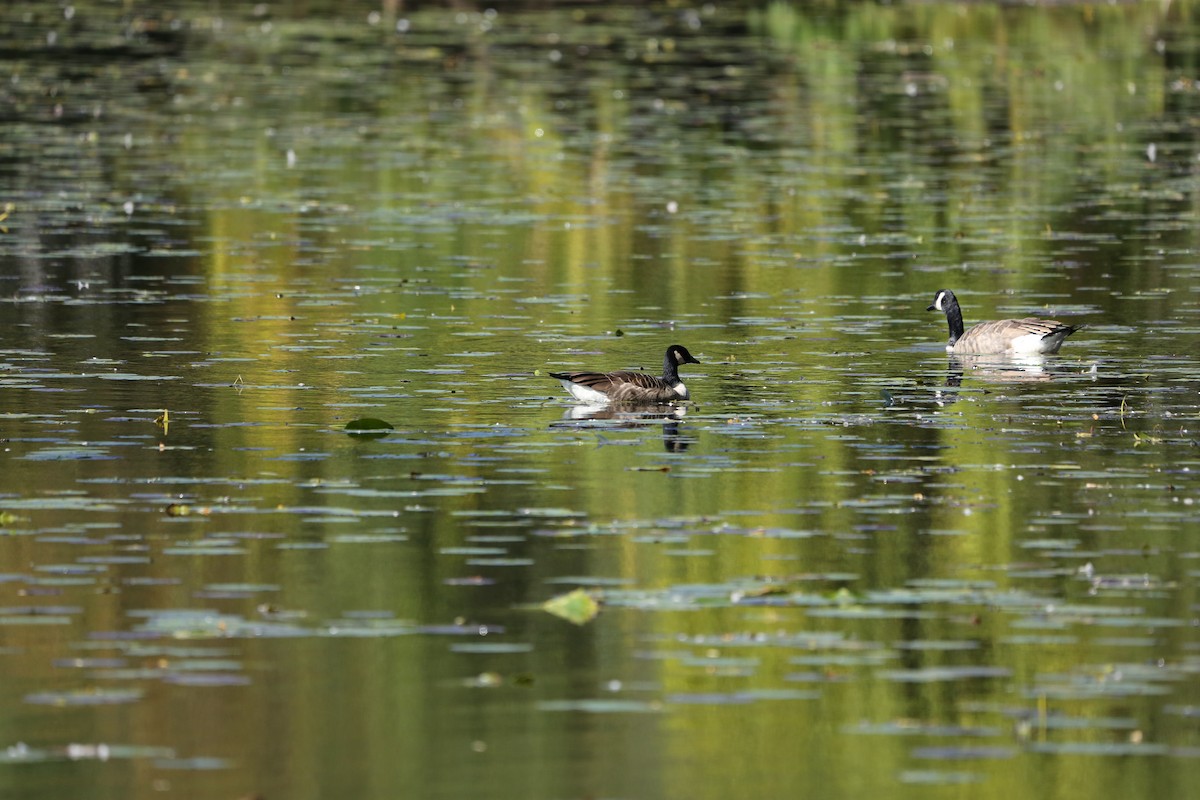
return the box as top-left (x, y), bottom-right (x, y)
top-left (944, 301), bottom-right (965, 345)
top-left (661, 350), bottom-right (680, 383)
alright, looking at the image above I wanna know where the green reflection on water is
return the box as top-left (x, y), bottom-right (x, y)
top-left (0, 1), bottom-right (1199, 800)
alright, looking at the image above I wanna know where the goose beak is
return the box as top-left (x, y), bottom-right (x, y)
top-left (926, 303), bottom-right (938, 312)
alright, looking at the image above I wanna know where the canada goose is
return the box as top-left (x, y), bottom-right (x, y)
top-left (927, 289), bottom-right (1082, 355)
top-left (548, 344), bottom-right (700, 404)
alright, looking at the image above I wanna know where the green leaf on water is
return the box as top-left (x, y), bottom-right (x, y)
top-left (344, 417), bottom-right (395, 435)
top-left (542, 588), bottom-right (600, 625)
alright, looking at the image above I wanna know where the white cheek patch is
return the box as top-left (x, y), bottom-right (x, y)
top-left (934, 291), bottom-right (946, 311)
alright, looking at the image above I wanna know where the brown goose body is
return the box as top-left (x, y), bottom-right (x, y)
top-left (549, 344), bottom-right (700, 404)
top-left (928, 289), bottom-right (1081, 355)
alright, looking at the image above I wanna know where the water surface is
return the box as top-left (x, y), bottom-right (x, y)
top-left (1, 2), bottom-right (1198, 798)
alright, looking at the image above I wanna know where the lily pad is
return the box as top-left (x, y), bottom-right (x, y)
top-left (344, 417), bottom-right (395, 434)
top-left (542, 588), bottom-right (601, 625)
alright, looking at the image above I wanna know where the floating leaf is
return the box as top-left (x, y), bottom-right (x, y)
top-left (542, 588), bottom-right (600, 625)
top-left (344, 417), bottom-right (395, 435)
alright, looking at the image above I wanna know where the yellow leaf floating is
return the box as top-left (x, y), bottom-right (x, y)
top-left (542, 588), bottom-right (600, 625)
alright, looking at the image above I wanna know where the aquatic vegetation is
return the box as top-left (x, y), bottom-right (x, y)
top-left (0, 1), bottom-right (1198, 800)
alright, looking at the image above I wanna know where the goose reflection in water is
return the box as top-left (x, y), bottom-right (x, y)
top-left (936, 354), bottom-right (1095, 407)
top-left (552, 404), bottom-right (693, 453)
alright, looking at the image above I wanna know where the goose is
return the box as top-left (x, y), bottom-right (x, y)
top-left (927, 289), bottom-right (1082, 355)
top-left (548, 344), bottom-right (700, 404)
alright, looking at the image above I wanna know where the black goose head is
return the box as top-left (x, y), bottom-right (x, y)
top-left (926, 288), bottom-right (958, 313)
top-left (662, 344), bottom-right (700, 380)
top-left (927, 289), bottom-right (965, 344)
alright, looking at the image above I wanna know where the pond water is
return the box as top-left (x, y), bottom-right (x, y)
top-left (1, 1), bottom-right (1199, 798)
